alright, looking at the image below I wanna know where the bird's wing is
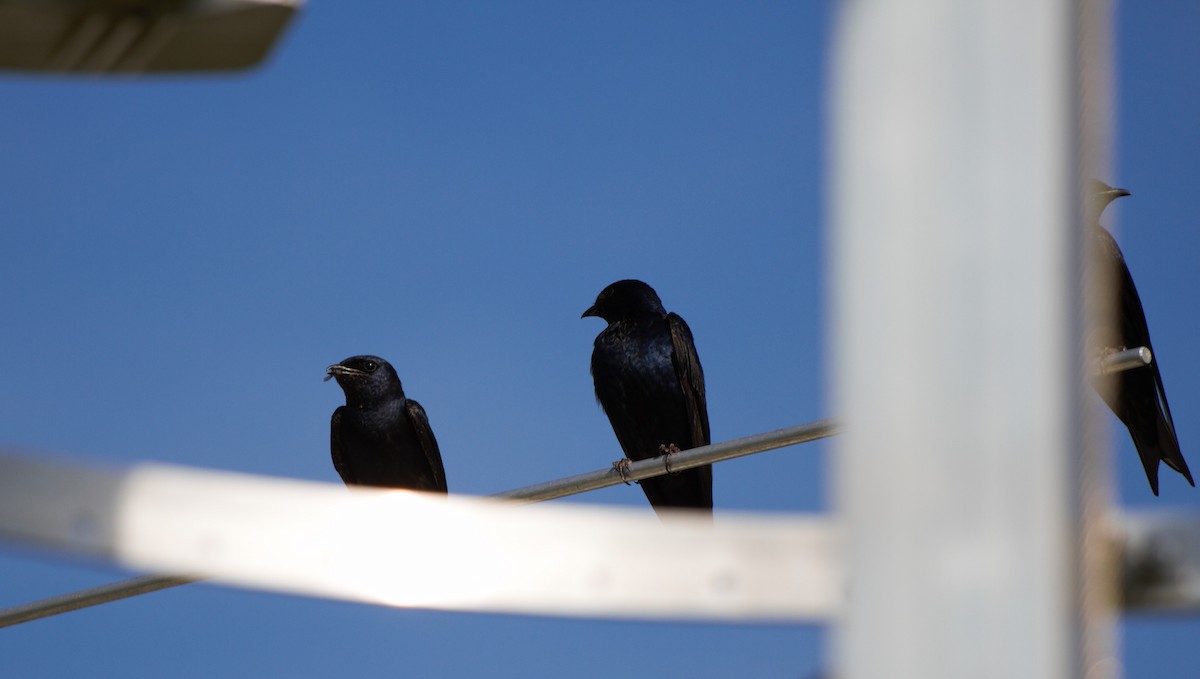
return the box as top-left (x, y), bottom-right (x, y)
top-left (1109, 231), bottom-right (1153, 349)
top-left (330, 407), bottom-right (357, 485)
top-left (1107, 226), bottom-right (1187, 465)
top-left (406, 399), bottom-right (449, 493)
top-left (1100, 226), bottom-right (1195, 489)
top-left (668, 313), bottom-right (710, 447)
top-left (1151, 363), bottom-right (1193, 482)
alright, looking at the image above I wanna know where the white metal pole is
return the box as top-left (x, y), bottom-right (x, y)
top-left (830, 1), bottom-right (1099, 678)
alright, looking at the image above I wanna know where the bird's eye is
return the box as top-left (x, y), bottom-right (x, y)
top-left (363, 361), bottom-right (377, 371)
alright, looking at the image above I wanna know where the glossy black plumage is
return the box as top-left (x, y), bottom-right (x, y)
top-left (583, 280), bottom-right (712, 515)
top-left (326, 355), bottom-right (448, 492)
top-left (1089, 182), bottom-right (1193, 495)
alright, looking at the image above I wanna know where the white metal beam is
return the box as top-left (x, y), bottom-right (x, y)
top-left (0, 451), bottom-right (840, 622)
top-left (830, 0), bottom-right (1099, 678)
top-left (0, 420), bottom-right (841, 626)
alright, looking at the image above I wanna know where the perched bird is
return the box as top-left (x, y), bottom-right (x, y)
top-left (1089, 181), bottom-right (1193, 495)
top-left (583, 280), bottom-right (712, 515)
top-left (325, 355), bottom-right (448, 492)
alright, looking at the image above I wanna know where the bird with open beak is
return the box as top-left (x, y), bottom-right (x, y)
top-left (326, 355), bottom-right (447, 492)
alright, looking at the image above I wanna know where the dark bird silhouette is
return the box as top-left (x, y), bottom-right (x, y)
top-left (1089, 181), bottom-right (1193, 495)
top-left (325, 355), bottom-right (448, 492)
top-left (583, 280), bottom-right (712, 515)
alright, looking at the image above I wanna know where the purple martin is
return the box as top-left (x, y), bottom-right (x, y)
top-left (583, 280), bottom-right (713, 515)
top-left (326, 355), bottom-right (448, 492)
top-left (1089, 181), bottom-right (1193, 495)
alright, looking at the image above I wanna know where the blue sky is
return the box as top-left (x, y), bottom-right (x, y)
top-left (0, 2), bottom-right (1197, 677)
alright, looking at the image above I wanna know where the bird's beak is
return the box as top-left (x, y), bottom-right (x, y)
top-left (325, 364), bottom-right (366, 382)
top-left (581, 305), bottom-right (599, 319)
top-left (1109, 187), bottom-right (1132, 199)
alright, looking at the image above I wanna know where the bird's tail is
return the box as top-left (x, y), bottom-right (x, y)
top-left (1127, 371), bottom-right (1194, 496)
top-left (1155, 412), bottom-right (1195, 487)
top-left (1152, 366), bottom-right (1195, 490)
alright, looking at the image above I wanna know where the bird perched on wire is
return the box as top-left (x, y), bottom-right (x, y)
top-left (1088, 181), bottom-right (1193, 495)
top-left (326, 355), bottom-right (448, 492)
top-left (583, 279), bottom-right (712, 516)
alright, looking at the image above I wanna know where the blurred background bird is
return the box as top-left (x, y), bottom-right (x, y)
top-left (1088, 181), bottom-right (1194, 495)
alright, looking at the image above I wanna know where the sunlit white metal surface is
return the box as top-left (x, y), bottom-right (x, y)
top-left (0, 0), bottom-right (300, 73)
top-left (831, 0), bottom-right (1093, 677)
top-left (0, 455), bottom-right (840, 622)
top-left (0, 419), bottom-right (840, 626)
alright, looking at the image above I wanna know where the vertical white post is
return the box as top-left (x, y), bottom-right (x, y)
top-left (830, 1), bottom-right (1108, 678)
top-left (1078, 2), bottom-right (1120, 676)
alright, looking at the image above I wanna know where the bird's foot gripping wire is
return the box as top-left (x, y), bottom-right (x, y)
top-left (658, 444), bottom-right (682, 474)
top-left (612, 458), bottom-right (633, 485)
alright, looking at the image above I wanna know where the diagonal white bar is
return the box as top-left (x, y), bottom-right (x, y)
top-left (0, 419), bottom-right (840, 626)
top-left (830, 0), bottom-right (1098, 678)
top-left (0, 455), bottom-right (839, 622)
